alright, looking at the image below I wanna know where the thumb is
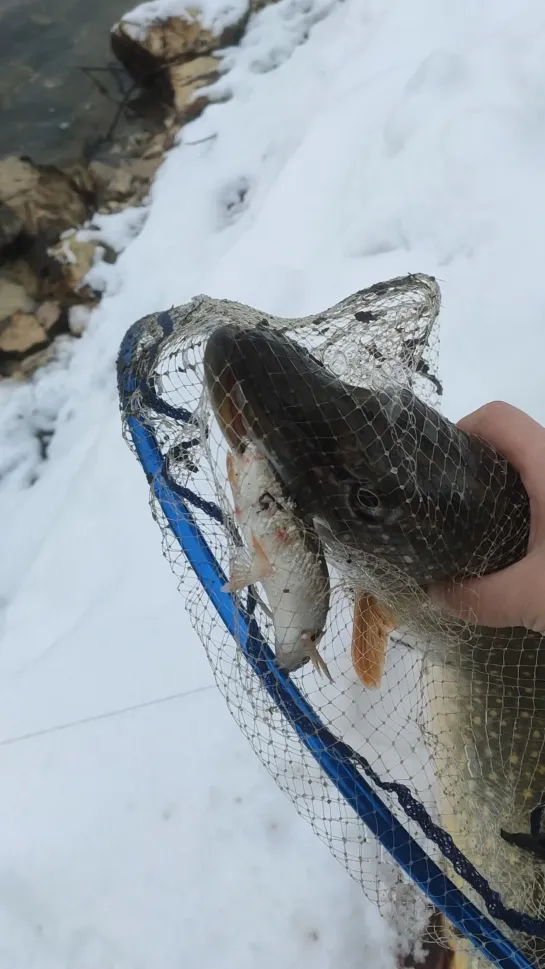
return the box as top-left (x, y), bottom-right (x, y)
top-left (428, 554), bottom-right (541, 629)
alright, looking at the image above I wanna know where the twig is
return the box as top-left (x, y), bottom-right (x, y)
top-left (100, 76), bottom-right (140, 145)
top-left (183, 134), bottom-right (217, 146)
top-left (80, 66), bottom-right (120, 106)
top-left (78, 62), bottom-right (131, 98)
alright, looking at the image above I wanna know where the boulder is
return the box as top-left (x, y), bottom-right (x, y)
top-left (111, 2), bottom-right (248, 74)
top-left (0, 259), bottom-right (42, 301)
top-left (88, 127), bottom-right (175, 210)
top-left (0, 311), bottom-right (48, 358)
top-left (0, 277), bottom-right (35, 320)
top-left (113, 12), bottom-right (221, 66)
top-left (0, 298), bottom-right (68, 378)
top-left (7, 346), bottom-right (56, 381)
top-left (169, 55), bottom-right (219, 114)
top-left (0, 156), bottom-right (95, 243)
top-left (110, 3), bottom-right (248, 114)
top-left (0, 202), bottom-right (23, 253)
top-left (47, 236), bottom-right (100, 293)
top-left (36, 300), bottom-right (62, 332)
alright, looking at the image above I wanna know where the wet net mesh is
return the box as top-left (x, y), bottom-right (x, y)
top-left (118, 274), bottom-right (545, 969)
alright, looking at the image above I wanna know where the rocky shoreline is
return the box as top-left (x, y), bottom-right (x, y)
top-left (0, 0), bottom-right (275, 379)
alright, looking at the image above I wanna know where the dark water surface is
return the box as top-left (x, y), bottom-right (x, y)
top-left (0, 0), bottom-right (133, 164)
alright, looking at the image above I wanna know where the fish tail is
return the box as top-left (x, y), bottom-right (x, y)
top-left (223, 537), bottom-right (274, 593)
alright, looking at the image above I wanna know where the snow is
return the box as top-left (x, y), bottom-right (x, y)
top-left (117, 0), bottom-right (250, 40)
top-left (77, 208), bottom-right (149, 254)
top-left (1, 0), bottom-right (545, 965)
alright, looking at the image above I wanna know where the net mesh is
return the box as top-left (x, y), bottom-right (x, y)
top-left (119, 274), bottom-right (545, 969)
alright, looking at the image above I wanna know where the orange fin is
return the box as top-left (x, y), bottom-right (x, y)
top-left (351, 593), bottom-right (396, 689)
top-left (226, 451), bottom-right (235, 489)
top-left (222, 537), bottom-right (273, 593)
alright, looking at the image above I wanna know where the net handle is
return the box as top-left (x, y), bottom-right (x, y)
top-left (117, 317), bottom-right (537, 969)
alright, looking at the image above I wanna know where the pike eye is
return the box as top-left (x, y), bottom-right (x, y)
top-left (356, 488), bottom-right (379, 509)
top-left (350, 484), bottom-right (386, 522)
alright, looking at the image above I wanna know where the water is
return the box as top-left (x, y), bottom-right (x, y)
top-left (0, 0), bottom-right (135, 165)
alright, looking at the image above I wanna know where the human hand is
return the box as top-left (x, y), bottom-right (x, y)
top-left (428, 401), bottom-right (545, 632)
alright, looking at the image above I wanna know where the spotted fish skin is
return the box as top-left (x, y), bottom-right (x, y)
top-left (204, 322), bottom-right (545, 965)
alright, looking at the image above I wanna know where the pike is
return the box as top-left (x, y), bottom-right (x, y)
top-left (203, 320), bottom-right (545, 968)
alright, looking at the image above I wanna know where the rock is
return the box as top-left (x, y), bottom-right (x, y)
top-left (0, 259), bottom-right (42, 301)
top-left (169, 55), bottom-right (219, 115)
top-left (0, 300), bottom-right (69, 378)
top-left (111, 4), bottom-right (245, 70)
top-left (113, 13), bottom-right (219, 64)
top-left (111, 5), bottom-right (244, 111)
top-left (0, 202), bottom-right (23, 252)
top-left (88, 129), bottom-right (174, 210)
top-left (101, 199), bottom-right (125, 214)
top-left (24, 239), bottom-right (71, 294)
top-left (36, 301), bottom-right (62, 332)
top-left (0, 311), bottom-right (48, 357)
top-left (88, 159), bottom-right (118, 188)
top-left (8, 346), bottom-right (55, 381)
top-left (110, 22), bottom-right (173, 106)
top-left (110, 1), bottom-right (280, 115)
top-left (128, 153), bottom-right (165, 181)
top-left (88, 160), bottom-right (127, 205)
top-left (107, 168), bottom-right (135, 199)
top-left (0, 156), bottom-right (95, 243)
top-left (47, 236), bottom-right (99, 292)
top-left (0, 156), bottom-right (38, 199)
top-left (0, 278), bottom-right (35, 320)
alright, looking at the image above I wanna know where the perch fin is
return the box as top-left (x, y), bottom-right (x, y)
top-left (222, 536), bottom-right (273, 593)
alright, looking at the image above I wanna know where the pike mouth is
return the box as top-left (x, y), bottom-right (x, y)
top-left (209, 365), bottom-right (253, 451)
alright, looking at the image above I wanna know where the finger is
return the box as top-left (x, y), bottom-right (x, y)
top-left (428, 554), bottom-right (543, 630)
top-left (456, 401), bottom-right (545, 494)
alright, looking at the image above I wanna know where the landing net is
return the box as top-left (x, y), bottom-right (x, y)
top-left (117, 275), bottom-right (545, 969)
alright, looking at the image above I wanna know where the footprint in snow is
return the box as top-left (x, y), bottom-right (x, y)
top-left (216, 175), bottom-right (253, 227)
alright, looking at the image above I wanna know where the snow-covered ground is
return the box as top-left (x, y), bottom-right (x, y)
top-left (1, 0), bottom-right (545, 966)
